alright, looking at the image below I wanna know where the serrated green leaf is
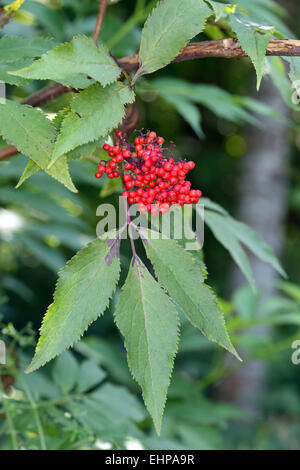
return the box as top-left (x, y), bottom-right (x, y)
top-left (76, 360), bottom-right (106, 393)
top-left (52, 350), bottom-right (79, 394)
top-left (0, 100), bottom-right (77, 192)
top-left (10, 35), bottom-right (120, 88)
top-left (202, 201), bottom-right (286, 279)
top-left (201, 197), bottom-right (229, 215)
top-left (138, 0), bottom-right (211, 76)
top-left (236, 0), bottom-right (291, 38)
top-left (114, 257), bottom-right (179, 434)
top-left (163, 94), bottom-right (204, 138)
top-left (224, 216), bottom-right (286, 278)
top-left (0, 100), bottom-right (56, 170)
top-left (230, 13), bottom-right (274, 89)
top-left (149, 78), bottom-right (260, 126)
top-left (0, 60), bottom-right (33, 85)
top-left (287, 57), bottom-right (300, 84)
top-left (279, 281), bottom-right (300, 303)
top-left (52, 82), bottom-right (135, 163)
top-left (67, 140), bottom-right (101, 162)
top-left (26, 237), bottom-right (121, 373)
top-left (285, 57), bottom-right (300, 108)
top-left (202, 209), bottom-right (255, 288)
top-left (268, 57), bottom-right (295, 108)
top-left (16, 157), bottom-right (78, 193)
top-left (140, 230), bottom-right (239, 359)
top-left (0, 36), bottom-right (56, 63)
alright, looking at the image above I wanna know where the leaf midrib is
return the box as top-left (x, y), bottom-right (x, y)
top-left (141, 2), bottom-right (191, 66)
top-left (37, 247), bottom-right (118, 361)
top-left (135, 262), bottom-right (160, 423)
top-left (146, 239), bottom-right (213, 327)
top-left (1, 104), bottom-right (54, 167)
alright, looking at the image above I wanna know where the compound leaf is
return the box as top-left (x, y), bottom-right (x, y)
top-left (26, 237), bottom-right (121, 373)
top-left (114, 257), bottom-right (179, 434)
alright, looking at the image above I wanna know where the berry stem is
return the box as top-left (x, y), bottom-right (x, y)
top-left (126, 197), bottom-right (138, 265)
top-left (120, 162), bottom-right (138, 264)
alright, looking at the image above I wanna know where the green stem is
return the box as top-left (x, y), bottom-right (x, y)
top-left (17, 393), bottom-right (84, 411)
top-left (107, 0), bottom-right (156, 50)
top-left (17, 372), bottom-right (47, 450)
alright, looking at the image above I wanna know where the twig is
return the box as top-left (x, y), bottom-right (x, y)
top-left (93, 0), bottom-right (108, 44)
top-left (1, 38), bottom-right (300, 162)
top-left (124, 38), bottom-right (300, 73)
top-left (0, 145), bottom-right (18, 161)
top-left (22, 38), bottom-right (300, 106)
top-left (23, 83), bottom-right (70, 107)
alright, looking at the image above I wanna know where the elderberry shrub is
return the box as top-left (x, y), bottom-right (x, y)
top-left (95, 130), bottom-right (202, 215)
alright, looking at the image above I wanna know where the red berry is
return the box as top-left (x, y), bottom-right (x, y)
top-left (113, 146), bottom-right (121, 155)
top-left (148, 131), bottom-right (157, 140)
top-left (122, 150), bottom-right (131, 158)
top-left (98, 130), bottom-right (201, 209)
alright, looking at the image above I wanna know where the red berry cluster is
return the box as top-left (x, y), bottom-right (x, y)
top-left (95, 130), bottom-right (202, 214)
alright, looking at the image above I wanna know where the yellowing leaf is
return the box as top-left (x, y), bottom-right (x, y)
top-left (4, 0), bottom-right (25, 14)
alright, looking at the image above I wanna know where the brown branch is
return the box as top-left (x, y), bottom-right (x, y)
top-left (1, 37), bottom-right (300, 162)
top-left (23, 83), bottom-right (71, 107)
top-left (0, 145), bottom-right (18, 161)
top-left (20, 38), bottom-right (300, 108)
top-left (93, 0), bottom-right (108, 43)
top-left (121, 38), bottom-right (300, 72)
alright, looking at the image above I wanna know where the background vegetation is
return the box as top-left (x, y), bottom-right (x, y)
top-left (1, 0), bottom-right (300, 450)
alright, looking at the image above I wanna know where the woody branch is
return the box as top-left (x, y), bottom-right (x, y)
top-left (1, 37), bottom-right (300, 161)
